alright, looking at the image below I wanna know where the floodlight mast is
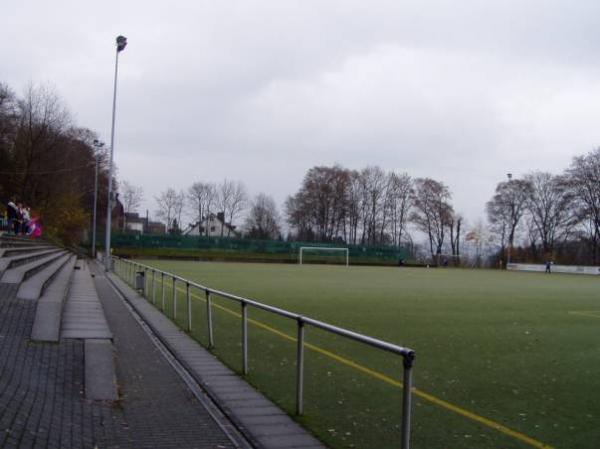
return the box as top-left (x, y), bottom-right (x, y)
top-left (506, 172), bottom-right (513, 267)
top-left (92, 140), bottom-right (104, 259)
top-left (104, 35), bottom-right (127, 271)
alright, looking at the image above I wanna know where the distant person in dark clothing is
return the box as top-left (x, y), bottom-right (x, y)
top-left (6, 199), bottom-right (18, 235)
top-left (14, 202), bottom-right (24, 235)
top-left (545, 260), bottom-right (552, 274)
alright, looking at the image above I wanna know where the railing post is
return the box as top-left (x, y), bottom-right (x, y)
top-left (206, 290), bottom-right (214, 348)
top-left (172, 277), bottom-right (177, 319)
top-left (161, 272), bottom-right (165, 311)
top-left (152, 270), bottom-right (156, 305)
top-left (401, 353), bottom-right (415, 449)
top-left (296, 318), bottom-right (305, 415)
top-left (241, 302), bottom-right (248, 375)
top-left (186, 282), bottom-right (192, 332)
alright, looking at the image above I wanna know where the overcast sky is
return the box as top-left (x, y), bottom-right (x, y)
top-left (4, 1), bottom-right (600, 228)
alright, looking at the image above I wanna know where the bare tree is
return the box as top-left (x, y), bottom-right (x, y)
top-left (14, 83), bottom-right (71, 206)
top-left (360, 166), bottom-right (387, 245)
top-left (217, 180), bottom-right (234, 236)
top-left (216, 180), bottom-right (248, 237)
top-left (346, 170), bottom-right (362, 244)
top-left (155, 188), bottom-right (179, 232)
top-left (286, 165), bottom-right (351, 242)
top-left (121, 180), bottom-right (143, 230)
top-left (245, 193), bottom-right (281, 239)
top-left (174, 190), bottom-right (185, 233)
top-left (411, 178), bottom-right (454, 263)
top-left (524, 172), bottom-right (575, 256)
top-left (187, 181), bottom-right (217, 236)
top-left (449, 213), bottom-right (462, 260)
top-left (121, 181), bottom-right (144, 214)
top-left (226, 181), bottom-right (247, 237)
top-left (486, 177), bottom-right (532, 265)
top-left (386, 172), bottom-right (413, 248)
top-left (566, 148), bottom-right (600, 263)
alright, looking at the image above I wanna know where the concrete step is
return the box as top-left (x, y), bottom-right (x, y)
top-left (0, 248), bottom-right (63, 274)
top-left (31, 256), bottom-right (78, 342)
top-left (0, 250), bottom-right (67, 284)
top-left (59, 260), bottom-right (117, 400)
top-left (18, 254), bottom-right (74, 300)
top-left (61, 261), bottom-right (112, 339)
top-left (0, 245), bottom-right (55, 258)
top-left (0, 236), bottom-right (46, 247)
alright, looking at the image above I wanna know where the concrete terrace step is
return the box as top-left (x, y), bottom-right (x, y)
top-left (60, 261), bottom-right (117, 400)
top-left (0, 247), bottom-right (63, 273)
top-left (0, 237), bottom-right (46, 247)
top-left (0, 250), bottom-right (67, 284)
top-left (18, 253), bottom-right (74, 300)
top-left (61, 262), bottom-right (112, 340)
top-left (0, 245), bottom-right (56, 258)
top-left (31, 256), bottom-right (78, 342)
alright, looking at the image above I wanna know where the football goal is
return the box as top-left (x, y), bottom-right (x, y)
top-left (437, 254), bottom-right (462, 267)
top-left (299, 247), bottom-right (349, 266)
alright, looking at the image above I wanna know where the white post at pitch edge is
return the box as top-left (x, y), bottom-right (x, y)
top-left (104, 35), bottom-right (127, 271)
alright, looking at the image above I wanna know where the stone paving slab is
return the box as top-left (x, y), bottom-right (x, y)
top-left (105, 268), bottom-right (327, 449)
top-left (84, 339), bottom-right (117, 400)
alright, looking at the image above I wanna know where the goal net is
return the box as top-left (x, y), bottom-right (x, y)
top-left (437, 254), bottom-right (462, 267)
top-left (299, 247), bottom-right (349, 266)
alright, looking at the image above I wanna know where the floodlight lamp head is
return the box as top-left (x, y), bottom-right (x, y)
top-left (116, 35), bottom-right (127, 52)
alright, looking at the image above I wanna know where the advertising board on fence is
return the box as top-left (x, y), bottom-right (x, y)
top-left (507, 263), bottom-right (600, 275)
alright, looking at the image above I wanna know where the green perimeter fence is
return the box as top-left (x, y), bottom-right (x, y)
top-left (108, 233), bottom-right (408, 265)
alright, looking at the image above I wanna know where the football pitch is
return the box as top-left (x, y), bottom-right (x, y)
top-left (130, 260), bottom-right (600, 449)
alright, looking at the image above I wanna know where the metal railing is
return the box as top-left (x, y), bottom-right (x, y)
top-left (112, 256), bottom-right (416, 449)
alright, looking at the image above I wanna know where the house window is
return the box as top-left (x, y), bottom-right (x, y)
top-left (210, 226), bottom-right (215, 232)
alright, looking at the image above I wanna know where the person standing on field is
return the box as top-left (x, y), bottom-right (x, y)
top-left (545, 260), bottom-right (552, 274)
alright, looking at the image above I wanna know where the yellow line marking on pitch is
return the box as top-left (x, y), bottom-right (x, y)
top-left (149, 276), bottom-right (554, 449)
top-left (568, 310), bottom-right (600, 319)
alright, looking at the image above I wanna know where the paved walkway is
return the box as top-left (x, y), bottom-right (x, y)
top-left (102, 268), bottom-right (325, 449)
top-left (0, 256), bottom-right (327, 449)
top-left (0, 284), bottom-right (129, 449)
top-left (0, 274), bottom-right (239, 448)
top-left (90, 265), bottom-right (237, 449)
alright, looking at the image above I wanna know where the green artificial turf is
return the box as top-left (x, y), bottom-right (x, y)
top-left (119, 260), bottom-right (600, 449)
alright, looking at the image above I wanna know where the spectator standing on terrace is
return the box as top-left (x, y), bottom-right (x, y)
top-left (15, 202), bottom-right (24, 235)
top-left (6, 198), bottom-right (18, 235)
top-left (22, 206), bottom-right (30, 234)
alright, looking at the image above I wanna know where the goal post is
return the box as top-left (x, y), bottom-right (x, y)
top-left (437, 254), bottom-right (462, 267)
top-left (299, 247), bottom-right (349, 266)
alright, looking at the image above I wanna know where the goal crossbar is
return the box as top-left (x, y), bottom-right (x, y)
top-left (299, 247), bottom-right (349, 266)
